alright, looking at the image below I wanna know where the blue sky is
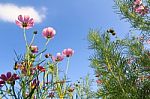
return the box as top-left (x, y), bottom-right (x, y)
top-left (0, 0), bottom-right (131, 83)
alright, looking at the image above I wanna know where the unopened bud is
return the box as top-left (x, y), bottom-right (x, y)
top-left (33, 31), bottom-right (37, 34)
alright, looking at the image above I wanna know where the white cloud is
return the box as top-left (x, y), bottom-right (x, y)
top-left (0, 3), bottom-right (46, 23)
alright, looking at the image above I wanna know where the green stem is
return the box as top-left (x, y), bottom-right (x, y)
top-left (39, 39), bottom-right (50, 60)
top-left (22, 80), bottom-right (26, 98)
top-left (23, 28), bottom-right (28, 47)
top-left (47, 73), bottom-right (49, 85)
top-left (23, 28), bottom-right (30, 70)
top-left (63, 58), bottom-right (70, 96)
top-left (65, 58), bottom-right (70, 78)
top-left (43, 72), bottom-right (45, 89)
top-left (30, 34), bottom-right (36, 46)
top-left (56, 63), bottom-right (59, 80)
top-left (12, 84), bottom-right (17, 99)
top-left (36, 72), bottom-right (39, 98)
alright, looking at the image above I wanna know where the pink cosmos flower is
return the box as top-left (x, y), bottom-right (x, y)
top-left (52, 53), bottom-right (64, 62)
top-left (42, 27), bottom-right (56, 39)
top-left (62, 48), bottom-right (74, 57)
top-left (134, 0), bottom-right (142, 5)
top-left (0, 72), bottom-right (19, 84)
top-left (15, 15), bottom-right (34, 29)
top-left (134, 4), bottom-right (149, 16)
top-left (30, 45), bottom-right (38, 53)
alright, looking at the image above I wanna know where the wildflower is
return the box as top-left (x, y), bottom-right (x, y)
top-left (30, 45), bottom-right (38, 53)
top-left (15, 15), bottom-right (34, 29)
top-left (134, 4), bottom-right (149, 16)
top-left (133, 0), bottom-right (142, 5)
top-left (37, 66), bottom-right (46, 72)
top-left (16, 63), bottom-right (34, 76)
top-left (31, 79), bottom-right (39, 89)
top-left (42, 27), bottom-right (56, 39)
top-left (52, 53), bottom-right (64, 62)
top-left (0, 72), bottom-right (19, 84)
top-left (62, 48), bottom-right (74, 57)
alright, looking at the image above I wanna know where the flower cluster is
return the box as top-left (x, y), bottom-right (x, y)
top-left (51, 48), bottom-right (74, 62)
top-left (133, 0), bottom-right (149, 16)
top-left (0, 15), bottom-right (77, 99)
top-left (0, 14), bottom-right (95, 99)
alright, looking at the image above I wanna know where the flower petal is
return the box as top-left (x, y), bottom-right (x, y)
top-left (15, 20), bottom-right (23, 28)
top-left (0, 74), bottom-right (7, 81)
top-left (7, 72), bottom-right (12, 79)
top-left (18, 15), bottom-right (24, 22)
top-left (24, 15), bottom-right (30, 23)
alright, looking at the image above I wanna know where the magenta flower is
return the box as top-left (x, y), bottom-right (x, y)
top-left (36, 66), bottom-right (46, 72)
top-left (0, 72), bottom-right (19, 84)
top-left (15, 15), bottom-right (34, 29)
top-left (30, 45), bottom-right (38, 53)
top-left (134, 4), bottom-right (149, 16)
top-left (52, 53), bottom-right (64, 62)
top-left (134, 0), bottom-right (142, 5)
top-left (42, 27), bottom-right (56, 39)
top-left (62, 48), bottom-right (74, 57)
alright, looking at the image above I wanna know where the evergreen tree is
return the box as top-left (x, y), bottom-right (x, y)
top-left (88, 0), bottom-right (150, 98)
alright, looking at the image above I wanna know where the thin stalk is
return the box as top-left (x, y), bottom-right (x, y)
top-left (56, 63), bottom-right (59, 80)
top-left (22, 80), bottom-right (26, 98)
top-left (65, 58), bottom-right (70, 78)
top-left (46, 73), bottom-right (49, 85)
top-left (23, 28), bottom-right (28, 47)
top-left (30, 34), bottom-right (36, 46)
top-left (43, 72), bottom-right (45, 89)
top-left (36, 71), bottom-right (39, 98)
top-left (39, 39), bottom-right (50, 60)
top-left (63, 58), bottom-right (70, 97)
top-left (12, 84), bottom-right (17, 99)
